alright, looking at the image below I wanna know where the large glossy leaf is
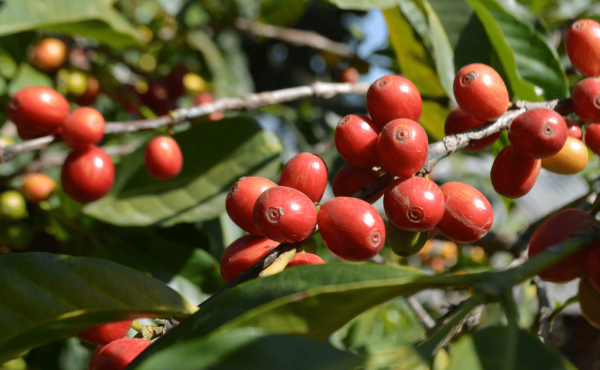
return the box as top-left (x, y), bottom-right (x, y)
top-left (329, 0), bottom-right (405, 10)
top-left (0, 253), bottom-right (198, 363)
top-left (467, 0), bottom-right (568, 101)
top-left (416, 0), bottom-right (455, 99)
top-left (130, 328), bottom-right (361, 370)
top-left (382, 6), bottom-right (448, 140)
top-left (84, 116), bottom-right (282, 227)
top-left (129, 263), bottom-right (475, 366)
top-left (0, 0), bottom-right (142, 48)
top-left (93, 225), bottom-right (225, 305)
top-left (446, 326), bottom-right (574, 370)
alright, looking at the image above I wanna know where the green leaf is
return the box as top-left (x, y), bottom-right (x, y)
top-left (446, 326), bottom-right (572, 370)
top-left (415, 0), bottom-right (455, 99)
top-left (130, 263), bottom-right (476, 365)
top-left (0, 0), bottom-right (142, 48)
top-left (467, 0), bottom-right (568, 100)
top-left (83, 116), bottom-right (283, 227)
top-left (0, 253), bottom-right (198, 363)
top-left (93, 225), bottom-right (225, 303)
top-left (129, 328), bottom-right (361, 370)
top-left (328, 0), bottom-right (404, 10)
top-left (383, 6), bottom-right (446, 98)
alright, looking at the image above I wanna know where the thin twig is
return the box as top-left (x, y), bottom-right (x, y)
top-left (234, 19), bottom-right (355, 59)
top-left (531, 276), bottom-right (551, 341)
top-left (0, 82), bottom-right (369, 162)
top-left (407, 296), bottom-right (436, 331)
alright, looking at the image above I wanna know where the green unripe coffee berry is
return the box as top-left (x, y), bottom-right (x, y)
top-left (386, 221), bottom-right (429, 257)
top-left (0, 191), bottom-right (27, 220)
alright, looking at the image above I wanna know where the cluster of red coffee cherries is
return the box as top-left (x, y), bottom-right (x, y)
top-left (73, 320), bottom-right (150, 370)
top-left (6, 85), bottom-right (184, 203)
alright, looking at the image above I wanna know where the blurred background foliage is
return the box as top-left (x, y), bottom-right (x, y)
top-left (1, 0), bottom-right (600, 369)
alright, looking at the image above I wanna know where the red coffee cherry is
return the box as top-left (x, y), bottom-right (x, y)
top-left (89, 345), bottom-right (106, 370)
top-left (21, 173), bottom-right (56, 203)
top-left (377, 119), bottom-right (428, 177)
top-left (166, 65), bottom-right (188, 99)
top-left (437, 182), bottom-right (493, 244)
top-left (75, 75), bottom-right (100, 106)
top-left (334, 114), bottom-right (379, 168)
top-left (572, 77), bottom-right (600, 123)
top-left (318, 197), bottom-right (385, 261)
top-left (453, 63), bottom-right (510, 122)
top-left (76, 320), bottom-right (134, 345)
top-left (90, 338), bottom-right (151, 370)
top-left (226, 177), bottom-right (277, 235)
top-left (585, 122), bottom-right (600, 155)
top-left (144, 136), bottom-right (183, 180)
top-left (366, 75), bottom-right (422, 131)
top-left (279, 152), bottom-right (328, 202)
top-left (332, 163), bottom-right (386, 204)
top-left (337, 67), bottom-right (359, 83)
top-left (565, 19), bottom-right (600, 77)
top-left (579, 277), bottom-right (600, 328)
top-left (444, 107), bottom-right (501, 152)
top-left (8, 86), bottom-right (70, 138)
top-left (528, 208), bottom-right (593, 283)
top-left (565, 118), bottom-right (583, 140)
top-left (194, 92), bottom-right (224, 121)
top-left (384, 177), bottom-right (445, 232)
top-left (253, 186), bottom-right (317, 243)
top-left (29, 37), bottom-right (68, 72)
top-left (61, 146), bottom-right (115, 203)
top-left (142, 81), bottom-right (176, 116)
top-left (508, 108), bottom-right (568, 159)
top-left (62, 107), bottom-right (105, 151)
top-left (491, 145), bottom-right (541, 199)
top-left (220, 234), bottom-right (279, 283)
top-left (286, 253), bottom-right (325, 268)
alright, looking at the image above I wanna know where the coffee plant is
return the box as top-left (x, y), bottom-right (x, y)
top-left (2, 0), bottom-right (600, 369)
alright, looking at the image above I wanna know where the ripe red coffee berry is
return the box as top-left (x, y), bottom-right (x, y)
top-left (89, 345), bottom-right (106, 370)
top-left (437, 182), bottom-right (493, 244)
top-left (61, 146), bottom-right (115, 203)
top-left (565, 19), bottom-right (600, 77)
top-left (444, 107), bottom-right (501, 152)
top-left (253, 186), bottom-right (317, 243)
top-left (29, 37), bottom-right (68, 72)
top-left (528, 208), bottom-right (593, 283)
top-left (90, 338), bottom-right (151, 370)
top-left (508, 108), bottom-right (568, 159)
top-left (572, 77), bottom-right (600, 123)
top-left (8, 86), bottom-right (70, 138)
top-left (226, 177), bottom-right (277, 235)
top-left (62, 107), bottom-right (105, 151)
top-left (76, 320), bottom-right (134, 345)
top-left (334, 114), bottom-right (379, 168)
top-left (220, 234), bottom-right (279, 283)
top-left (384, 177), bottom-right (445, 232)
top-left (332, 163), bottom-right (386, 204)
top-left (565, 118), bottom-right (583, 140)
top-left (453, 63), bottom-right (510, 122)
top-left (377, 119), bottom-right (428, 177)
top-left (585, 122), bottom-right (600, 156)
top-left (491, 145), bottom-right (541, 199)
top-left (286, 253), bottom-right (325, 268)
top-left (337, 67), bottom-right (359, 83)
top-left (279, 152), bottom-right (328, 202)
top-left (366, 75), bottom-right (422, 131)
top-left (318, 197), bottom-right (385, 261)
top-left (144, 136), bottom-right (183, 180)
top-left (21, 173), bottom-right (56, 203)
